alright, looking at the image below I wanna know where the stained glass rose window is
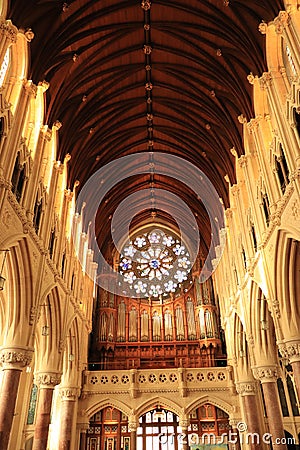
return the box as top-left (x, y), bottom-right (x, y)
top-left (119, 229), bottom-right (191, 298)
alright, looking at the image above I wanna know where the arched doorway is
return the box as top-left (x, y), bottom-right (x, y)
top-left (86, 407), bottom-right (130, 449)
top-left (137, 408), bottom-right (181, 450)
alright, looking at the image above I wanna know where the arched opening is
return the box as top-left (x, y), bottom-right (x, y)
top-left (188, 404), bottom-right (230, 444)
top-left (137, 407), bottom-right (181, 450)
top-left (86, 407), bottom-right (130, 450)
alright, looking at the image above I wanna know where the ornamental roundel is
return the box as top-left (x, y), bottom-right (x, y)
top-left (119, 228), bottom-right (191, 298)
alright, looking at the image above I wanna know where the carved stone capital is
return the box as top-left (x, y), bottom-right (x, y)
top-left (252, 365), bottom-right (278, 383)
top-left (128, 421), bottom-right (138, 432)
top-left (59, 386), bottom-right (80, 401)
top-left (235, 381), bottom-right (257, 396)
top-left (35, 371), bottom-right (62, 388)
top-left (0, 20), bottom-right (18, 44)
top-left (274, 11), bottom-right (290, 34)
top-left (0, 346), bottom-right (33, 369)
top-left (179, 418), bottom-right (190, 430)
top-left (279, 341), bottom-right (300, 363)
top-left (23, 80), bottom-right (37, 98)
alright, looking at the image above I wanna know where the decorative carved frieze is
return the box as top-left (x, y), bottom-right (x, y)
top-left (252, 366), bottom-right (278, 383)
top-left (35, 372), bottom-right (62, 388)
top-left (0, 347), bottom-right (33, 369)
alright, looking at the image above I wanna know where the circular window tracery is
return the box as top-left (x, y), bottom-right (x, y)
top-left (119, 229), bottom-right (191, 298)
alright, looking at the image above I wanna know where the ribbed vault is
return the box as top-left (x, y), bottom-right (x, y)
top-left (8, 0), bottom-right (285, 257)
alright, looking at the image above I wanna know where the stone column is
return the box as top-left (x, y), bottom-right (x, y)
top-left (228, 420), bottom-right (241, 450)
top-left (279, 340), bottom-right (300, 402)
top-left (253, 366), bottom-right (287, 450)
top-left (77, 413), bottom-right (89, 450)
top-left (0, 347), bottom-right (33, 450)
top-left (32, 372), bottom-right (62, 450)
top-left (128, 417), bottom-right (138, 450)
top-left (179, 418), bottom-right (190, 450)
top-left (236, 382), bottom-right (261, 450)
top-left (79, 430), bottom-right (87, 450)
top-left (58, 387), bottom-right (79, 450)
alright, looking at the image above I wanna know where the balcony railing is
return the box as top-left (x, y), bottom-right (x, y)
top-left (83, 366), bottom-right (234, 397)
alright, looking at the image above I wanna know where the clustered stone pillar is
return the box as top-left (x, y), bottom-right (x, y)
top-left (0, 347), bottom-right (33, 450)
top-left (253, 366), bottom-right (287, 450)
top-left (58, 387), bottom-right (79, 450)
top-left (236, 381), bottom-right (261, 450)
top-left (32, 371), bottom-right (62, 450)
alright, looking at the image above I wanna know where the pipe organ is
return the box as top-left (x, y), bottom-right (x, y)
top-left (90, 275), bottom-right (225, 370)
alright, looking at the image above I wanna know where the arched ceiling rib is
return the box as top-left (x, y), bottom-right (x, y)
top-left (8, 0), bottom-right (284, 256)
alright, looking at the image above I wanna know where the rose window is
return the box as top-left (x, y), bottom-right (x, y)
top-left (119, 229), bottom-right (191, 298)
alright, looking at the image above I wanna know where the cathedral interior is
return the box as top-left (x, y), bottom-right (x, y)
top-left (0, 0), bottom-right (300, 449)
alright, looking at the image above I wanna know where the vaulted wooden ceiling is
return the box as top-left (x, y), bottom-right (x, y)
top-left (9, 0), bottom-right (284, 257)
